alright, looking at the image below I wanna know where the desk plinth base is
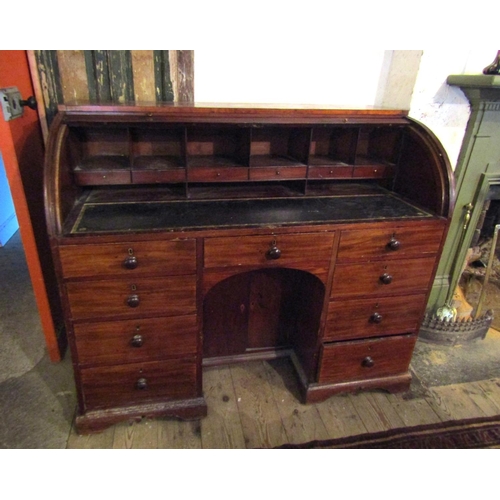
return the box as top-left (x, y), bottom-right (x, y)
top-left (75, 397), bottom-right (207, 435)
top-left (298, 372), bottom-right (412, 404)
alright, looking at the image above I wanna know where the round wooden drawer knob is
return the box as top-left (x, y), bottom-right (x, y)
top-left (123, 255), bottom-right (138, 269)
top-left (387, 237), bottom-right (401, 251)
top-left (127, 294), bottom-right (140, 307)
top-left (135, 377), bottom-right (148, 390)
top-left (370, 312), bottom-right (383, 323)
top-left (266, 245), bottom-right (281, 260)
top-left (267, 246), bottom-right (281, 260)
top-left (131, 334), bottom-right (143, 347)
top-left (379, 273), bottom-right (393, 285)
top-left (362, 356), bottom-right (375, 368)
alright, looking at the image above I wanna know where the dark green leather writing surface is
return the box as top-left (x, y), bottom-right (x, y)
top-left (71, 194), bottom-right (430, 234)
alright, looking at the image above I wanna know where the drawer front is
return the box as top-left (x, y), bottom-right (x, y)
top-left (188, 166), bottom-right (248, 182)
top-left (73, 315), bottom-right (198, 366)
top-left (80, 358), bottom-right (198, 411)
top-left (66, 275), bottom-right (197, 321)
top-left (331, 257), bottom-right (436, 298)
top-left (59, 239), bottom-right (196, 279)
top-left (324, 294), bottom-right (427, 341)
top-left (74, 170), bottom-right (132, 186)
top-left (337, 224), bottom-right (444, 262)
top-left (131, 169), bottom-right (187, 184)
top-left (249, 166), bottom-right (307, 181)
top-left (318, 334), bottom-right (417, 384)
top-left (308, 166), bottom-right (353, 179)
top-left (204, 232), bottom-right (335, 269)
top-left (352, 165), bottom-right (394, 179)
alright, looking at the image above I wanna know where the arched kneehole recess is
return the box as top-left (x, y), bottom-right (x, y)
top-left (203, 268), bottom-right (325, 371)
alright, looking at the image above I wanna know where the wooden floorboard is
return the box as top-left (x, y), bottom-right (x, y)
top-left (157, 419), bottom-right (202, 449)
top-left (112, 419), bottom-right (159, 449)
top-left (315, 393), bottom-right (368, 438)
top-left (200, 366), bottom-right (245, 449)
top-left (461, 381), bottom-right (500, 417)
top-left (347, 392), bottom-right (400, 433)
top-left (229, 361), bottom-right (289, 448)
top-left (264, 359), bottom-right (331, 445)
top-left (477, 379), bottom-right (500, 409)
top-left (66, 366), bottom-right (500, 449)
top-left (426, 384), bottom-right (489, 422)
top-left (66, 420), bottom-right (116, 449)
top-left (382, 393), bottom-right (443, 427)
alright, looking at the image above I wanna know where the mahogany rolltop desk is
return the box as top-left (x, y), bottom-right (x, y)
top-left (44, 104), bottom-right (454, 433)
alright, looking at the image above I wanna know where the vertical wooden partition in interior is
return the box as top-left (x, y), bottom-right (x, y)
top-left (44, 103), bottom-right (454, 433)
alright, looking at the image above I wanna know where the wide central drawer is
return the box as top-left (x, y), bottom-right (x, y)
top-left (204, 232), bottom-right (335, 269)
top-left (80, 358), bottom-right (198, 411)
top-left (330, 257), bottom-right (436, 298)
top-left (66, 275), bottom-right (197, 321)
top-left (73, 315), bottom-right (198, 366)
top-left (59, 239), bottom-right (196, 279)
top-left (318, 334), bottom-right (417, 384)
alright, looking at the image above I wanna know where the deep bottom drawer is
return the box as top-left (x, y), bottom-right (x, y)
top-left (80, 358), bottom-right (198, 411)
top-left (318, 334), bottom-right (417, 384)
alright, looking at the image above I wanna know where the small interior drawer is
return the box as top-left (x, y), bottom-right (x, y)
top-left (318, 334), bottom-right (417, 384)
top-left (352, 164), bottom-right (394, 179)
top-left (336, 223), bottom-right (445, 262)
top-left (204, 232), bottom-right (335, 269)
top-left (59, 239), bottom-right (196, 279)
top-left (131, 168), bottom-right (187, 184)
top-left (73, 315), bottom-right (198, 366)
top-left (324, 294), bottom-right (427, 341)
top-left (74, 168), bottom-right (132, 186)
top-left (187, 166), bottom-right (249, 182)
top-left (249, 166), bottom-right (307, 181)
top-left (307, 165), bottom-right (353, 179)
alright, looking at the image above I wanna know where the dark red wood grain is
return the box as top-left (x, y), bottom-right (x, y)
top-left (73, 315), bottom-right (198, 366)
top-left (318, 334), bottom-right (417, 384)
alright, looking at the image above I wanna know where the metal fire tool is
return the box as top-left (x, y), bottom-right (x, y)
top-left (436, 203), bottom-right (474, 321)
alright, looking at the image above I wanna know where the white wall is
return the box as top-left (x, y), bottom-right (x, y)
top-left (194, 48), bottom-right (497, 170)
top-left (194, 49), bottom-right (389, 106)
top-left (409, 49), bottom-right (494, 168)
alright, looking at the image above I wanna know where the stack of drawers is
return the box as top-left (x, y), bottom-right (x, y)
top-left (319, 221), bottom-right (445, 390)
top-left (58, 239), bottom-right (201, 421)
top-left (55, 222), bottom-right (447, 423)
